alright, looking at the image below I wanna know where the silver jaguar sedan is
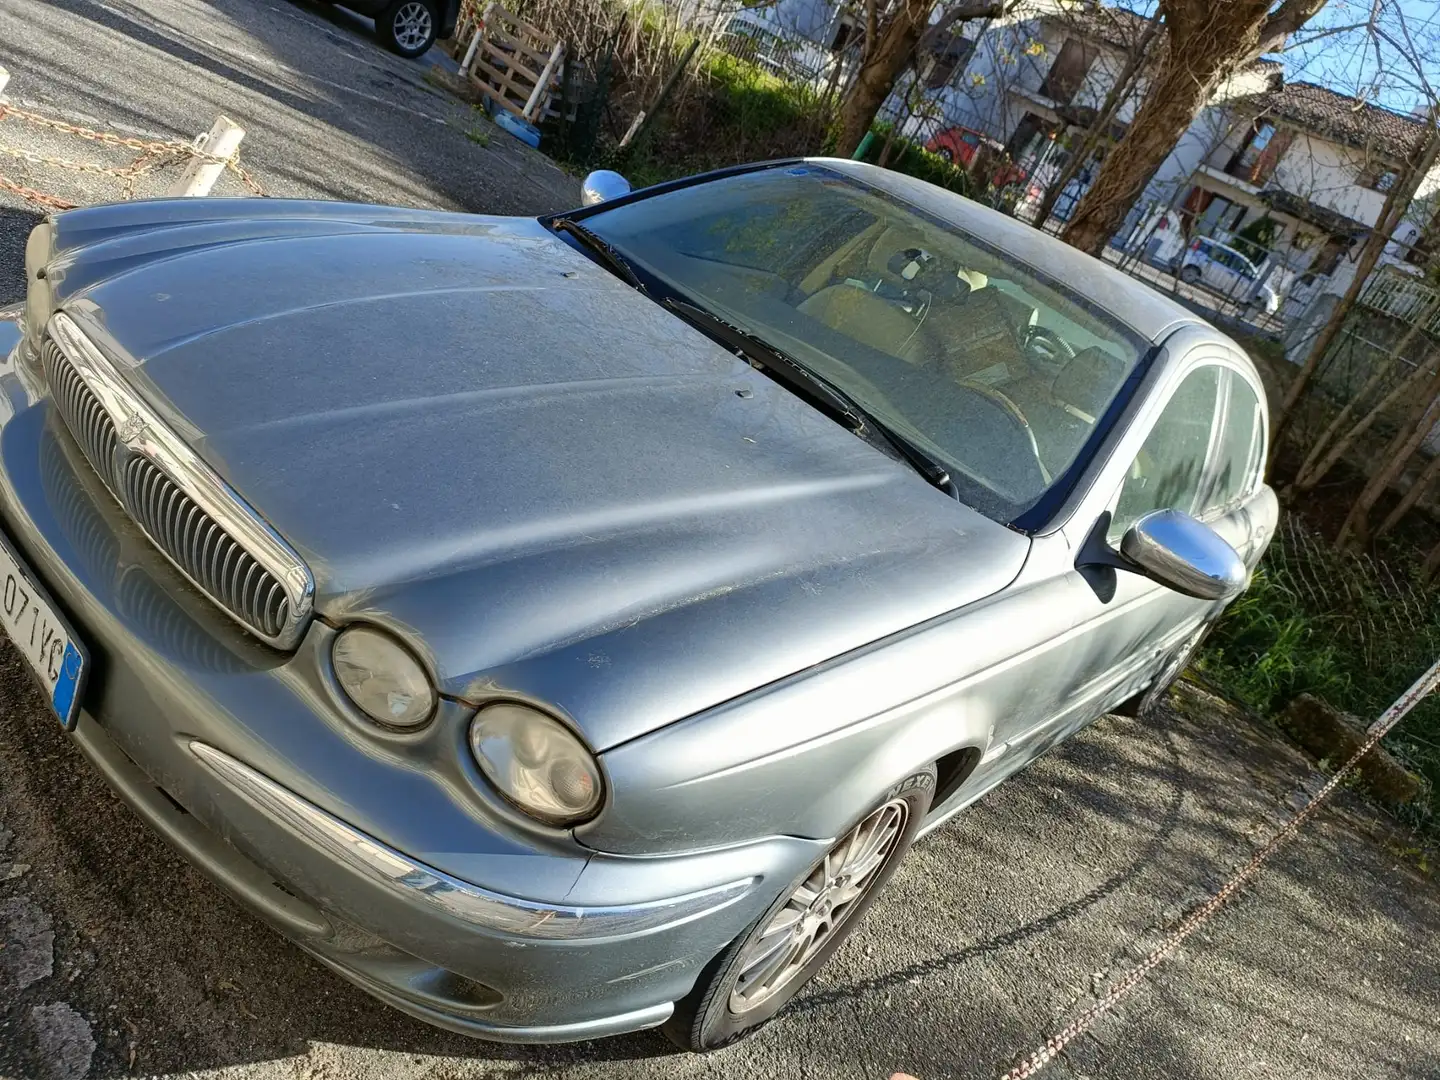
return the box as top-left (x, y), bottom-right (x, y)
top-left (0, 158), bottom-right (1275, 1051)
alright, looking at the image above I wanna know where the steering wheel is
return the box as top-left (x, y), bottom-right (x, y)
top-left (1023, 325), bottom-right (1077, 378)
top-left (955, 378), bottom-right (1051, 485)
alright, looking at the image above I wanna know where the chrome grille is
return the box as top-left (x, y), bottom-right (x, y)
top-left (39, 316), bottom-right (312, 648)
top-left (41, 337), bottom-right (120, 490)
top-left (121, 455), bottom-right (290, 640)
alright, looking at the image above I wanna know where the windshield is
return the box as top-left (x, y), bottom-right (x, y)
top-left (577, 165), bottom-right (1148, 522)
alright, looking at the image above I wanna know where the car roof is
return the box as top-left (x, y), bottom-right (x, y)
top-left (809, 158), bottom-right (1208, 343)
top-left (1199, 237), bottom-right (1258, 263)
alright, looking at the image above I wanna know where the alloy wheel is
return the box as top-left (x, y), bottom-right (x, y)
top-left (392, 2), bottom-right (433, 51)
top-left (728, 797), bottom-right (909, 1014)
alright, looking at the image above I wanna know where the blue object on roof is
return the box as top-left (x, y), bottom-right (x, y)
top-left (495, 111), bottom-right (541, 148)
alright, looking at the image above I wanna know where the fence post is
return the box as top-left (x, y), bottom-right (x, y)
top-left (460, 2), bottom-right (495, 77)
top-left (166, 116), bottom-right (245, 198)
top-left (522, 39), bottom-right (565, 121)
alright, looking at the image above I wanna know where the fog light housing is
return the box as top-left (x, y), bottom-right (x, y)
top-left (332, 625), bottom-right (435, 728)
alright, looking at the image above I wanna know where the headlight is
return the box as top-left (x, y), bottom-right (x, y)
top-left (332, 626), bottom-right (436, 728)
top-left (468, 704), bottom-right (603, 825)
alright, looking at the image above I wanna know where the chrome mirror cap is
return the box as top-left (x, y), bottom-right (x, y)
top-left (1120, 509), bottom-right (1248, 602)
top-left (580, 170), bottom-right (631, 206)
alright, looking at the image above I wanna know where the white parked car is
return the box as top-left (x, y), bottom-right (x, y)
top-left (1179, 237), bottom-right (1280, 315)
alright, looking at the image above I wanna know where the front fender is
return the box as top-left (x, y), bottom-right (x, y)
top-left (577, 577), bottom-right (1078, 855)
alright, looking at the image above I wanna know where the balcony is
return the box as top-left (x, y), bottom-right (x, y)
top-left (1197, 161), bottom-right (1263, 195)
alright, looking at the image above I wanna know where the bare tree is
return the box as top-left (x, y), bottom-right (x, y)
top-left (834, 0), bottom-right (1010, 156)
top-left (1059, 0), bottom-right (1328, 256)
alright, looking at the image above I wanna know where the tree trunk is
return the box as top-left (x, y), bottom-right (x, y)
top-left (1059, 50), bottom-right (1223, 255)
top-left (1374, 447), bottom-right (1440, 540)
top-left (1035, 17), bottom-right (1160, 230)
top-left (1290, 292), bottom-right (1440, 493)
top-left (834, 0), bottom-right (933, 158)
top-left (1271, 119), bottom-right (1440, 457)
top-left (1336, 352), bottom-right (1440, 550)
top-left (1058, 0), bottom-right (1333, 257)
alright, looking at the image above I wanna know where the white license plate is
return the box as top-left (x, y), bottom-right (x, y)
top-left (0, 530), bottom-right (87, 728)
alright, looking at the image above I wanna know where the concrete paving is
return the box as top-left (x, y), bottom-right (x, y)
top-left (2, 3), bottom-right (1438, 1078)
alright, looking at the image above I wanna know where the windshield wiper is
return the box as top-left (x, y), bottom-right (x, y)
top-left (663, 298), bottom-right (958, 498)
top-left (550, 218), bottom-right (647, 292)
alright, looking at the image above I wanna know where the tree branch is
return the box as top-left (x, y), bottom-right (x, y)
top-left (917, 0), bottom-right (1015, 58)
top-left (1256, 0), bottom-right (1330, 57)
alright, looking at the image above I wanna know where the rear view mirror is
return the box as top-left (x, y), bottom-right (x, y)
top-left (1121, 509), bottom-right (1247, 601)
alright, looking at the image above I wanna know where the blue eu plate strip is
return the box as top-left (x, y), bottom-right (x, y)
top-left (51, 641), bottom-right (83, 727)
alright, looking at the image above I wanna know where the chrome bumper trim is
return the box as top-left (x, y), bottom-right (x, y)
top-left (189, 741), bottom-right (756, 941)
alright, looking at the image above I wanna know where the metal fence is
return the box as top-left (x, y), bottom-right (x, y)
top-left (1361, 266), bottom-right (1440, 338)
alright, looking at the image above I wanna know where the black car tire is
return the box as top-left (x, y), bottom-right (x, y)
top-left (1179, 265), bottom-right (1202, 285)
top-left (1133, 620), bottom-right (1214, 719)
top-left (663, 765), bottom-right (936, 1052)
top-left (376, 0), bottom-right (438, 57)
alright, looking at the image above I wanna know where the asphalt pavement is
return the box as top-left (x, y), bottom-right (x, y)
top-left (2, 3), bottom-right (1439, 1078)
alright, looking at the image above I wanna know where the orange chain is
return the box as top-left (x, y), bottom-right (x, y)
top-left (0, 102), bottom-right (265, 197)
top-left (1001, 657), bottom-right (1440, 1079)
top-left (0, 171), bottom-right (77, 210)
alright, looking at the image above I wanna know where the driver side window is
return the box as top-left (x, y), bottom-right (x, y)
top-left (1108, 365), bottom-right (1222, 543)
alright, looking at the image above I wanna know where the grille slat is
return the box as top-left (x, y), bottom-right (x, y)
top-left (121, 456), bottom-right (290, 640)
top-left (42, 334), bottom-right (294, 643)
top-left (42, 339), bottom-right (119, 488)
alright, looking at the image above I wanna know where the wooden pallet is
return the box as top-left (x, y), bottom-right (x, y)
top-left (458, 4), bottom-right (564, 123)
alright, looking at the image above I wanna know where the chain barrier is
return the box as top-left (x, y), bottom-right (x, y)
top-left (0, 101), bottom-right (264, 211)
top-left (1000, 654), bottom-right (1440, 1079)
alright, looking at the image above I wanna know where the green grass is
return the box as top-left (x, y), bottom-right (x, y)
top-left (1200, 525), bottom-right (1440, 834)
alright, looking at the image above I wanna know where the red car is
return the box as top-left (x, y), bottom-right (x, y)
top-left (925, 126), bottom-right (1028, 190)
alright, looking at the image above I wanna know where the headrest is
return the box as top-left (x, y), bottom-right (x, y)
top-left (1052, 346), bottom-right (1127, 421)
top-left (885, 247), bottom-right (972, 301)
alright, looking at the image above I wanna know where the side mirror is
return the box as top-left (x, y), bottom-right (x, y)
top-left (580, 170), bottom-right (631, 206)
top-left (1120, 509), bottom-right (1248, 601)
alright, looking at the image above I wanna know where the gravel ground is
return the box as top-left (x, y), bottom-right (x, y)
top-left (0, 0), bottom-right (579, 303)
top-left (2, 3), bottom-right (1439, 1078)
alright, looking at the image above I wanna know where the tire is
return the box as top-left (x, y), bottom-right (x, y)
top-left (376, 0), bottom-right (438, 57)
top-left (936, 147), bottom-right (954, 163)
top-left (1179, 265), bottom-right (1202, 286)
top-left (663, 766), bottom-right (936, 1052)
top-left (1131, 621), bottom-right (1214, 719)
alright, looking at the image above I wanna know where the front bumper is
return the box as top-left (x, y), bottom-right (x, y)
top-left (0, 320), bottom-right (820, 1040)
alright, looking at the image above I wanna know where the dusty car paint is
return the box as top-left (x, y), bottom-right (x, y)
top-left (1, 159), bottom-right (1277, 1043)
top-left (38, 207), bottom-right (1029, 751)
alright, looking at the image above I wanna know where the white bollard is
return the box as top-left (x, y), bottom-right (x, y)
top-left (166, 116), bottom-right (246, 198)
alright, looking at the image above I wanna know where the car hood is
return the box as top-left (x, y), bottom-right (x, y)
top-left (40, 200), bottom-right (1031, 749)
